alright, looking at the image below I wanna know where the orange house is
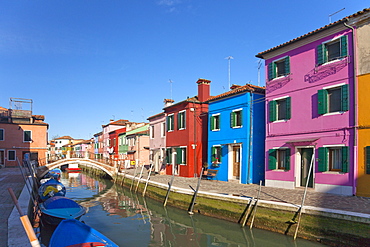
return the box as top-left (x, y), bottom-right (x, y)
top-left (0, 101), bottom-right (48, 167)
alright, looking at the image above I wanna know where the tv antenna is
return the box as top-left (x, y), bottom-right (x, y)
top-left (257, 60), bottom-right (262, 87)
top-left (169, 79), bottom-right (173, 100)
top-left (225, 56), bottom-right (233, 90)
top-left (329, 8), bottom-right (345, 23)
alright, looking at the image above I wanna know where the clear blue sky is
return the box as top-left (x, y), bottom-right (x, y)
top-left (1, 1), bottom-right (368, 140)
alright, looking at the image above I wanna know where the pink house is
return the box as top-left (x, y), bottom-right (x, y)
top-left (257, 18), bottom-right (355, 195)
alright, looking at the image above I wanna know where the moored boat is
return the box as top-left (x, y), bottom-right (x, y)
top-left (49, 219), bottom-right (118, 247)
top-left (38, 178), bottom-right (66, 201)
top-left (40, 196), bottom-right (86, 225)
top-left (48, 168), bottom-right (62, 180)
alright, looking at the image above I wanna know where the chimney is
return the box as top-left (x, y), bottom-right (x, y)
top-left (196, 78), bottom-right (211, 102)
top-left (230, 84), bottom-right (242, 90)
top-left (164, 98), bottom-right (174, 107)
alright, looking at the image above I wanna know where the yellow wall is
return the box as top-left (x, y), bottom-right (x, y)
top-left (357, 74), bottom-right (370, 197)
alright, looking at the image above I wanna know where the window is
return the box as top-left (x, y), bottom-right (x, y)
top-left (318, 146), bottom-right (348, 173)
top-left (161, 122), bottom-right (166, 137)
top-left (317, 36), bottom-right (348, 65)
top-left (150, 125), bottom-right (154, 139)
top-left (177, 111), bottom-right (186, 130)
top-left (211, 146), bottom-right (222, 163)
top-left (0, 129), bottom-right (3, 141)
top-left (366, 147), bottom-right (370, 175)
top-left (167, 114), bottom-right (174, 131)
top-left (176, 147), bottom-right (186, 165)
top-left (165, 148), bottom-right (172, 164)
top-left (8, 150), bottom-right (16, 161)
top-left (318, 85), bottom-right (348, 115)
top-left (269, 97), bottom-right (291, 122)
top-left (268, 56), bottom-right (290, 80)
top-left (231, 109), bottom-right (242, 128)
top-left (268, 148), bottom-right (290, 170)
top-left (210, 114), bottom-right (220, 131)
top-left (24, 130), bottom-right (32, 142)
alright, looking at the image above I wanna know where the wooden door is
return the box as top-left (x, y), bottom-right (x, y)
top-left (233, 146), bottom-right (240, 179)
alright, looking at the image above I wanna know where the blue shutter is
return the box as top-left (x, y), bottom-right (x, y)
top-left (340, 35), bottom-right (348, 57)
top-left (268, 149), bottom-right (277, 170)
top-left (318, 147), bottom-right (328, 172)
top-left (318, 89), bottom-right (328, 115)
top-left (269, 101), bottom-right (277, 122)
top-left (341, 84), bottom-right (349, 111)
top-left (341, 146), bottom-right (349, 173)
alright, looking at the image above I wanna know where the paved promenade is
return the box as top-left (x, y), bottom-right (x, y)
top-left (0, 168), bottom-right (26, 246)
top-left (123, 168), bottom-right (370, 215)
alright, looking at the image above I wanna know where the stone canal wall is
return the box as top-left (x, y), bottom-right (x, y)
top-left (80, 166), bottom-right (370, 247)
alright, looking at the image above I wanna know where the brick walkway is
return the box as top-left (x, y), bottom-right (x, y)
top-left (123, 168), bottom-right (370, 215)
top-left (0, 168), bottom-right (26, 245)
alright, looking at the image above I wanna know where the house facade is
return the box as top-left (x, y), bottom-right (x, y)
top-left (349, 9), bottom-right (370, 197)
top-left (164, 79), bottom-right (210, 177)
top-left (125, 124), bottom-right (150, 166)
top-left (257, 17), bottom-right (356, 195)
top-left (207, 84), bottom-right (265, 184)
top-left (147, 111), bottom-right (166, 174)
top-left (101, 119), bottom-right (128, 159)
top-left (0, 101), bottom-right (48, 167)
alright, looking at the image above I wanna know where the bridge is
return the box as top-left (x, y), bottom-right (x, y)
top-left (43, 157), bottom-right (118, 178)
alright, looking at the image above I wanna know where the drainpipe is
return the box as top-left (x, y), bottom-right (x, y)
top-left (247, 92), bottom-right (253, 184)
top-left (343, 19), bottom-right (357, 196)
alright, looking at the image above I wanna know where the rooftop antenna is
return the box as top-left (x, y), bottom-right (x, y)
top-left (169, 79), bottom-right (173, 100)
top-left (329, 8), bottom-right (345, 23)
top-left (257, 60), bottom-right (262, 87)
top-left (225, 56), bottom-right (233, 90)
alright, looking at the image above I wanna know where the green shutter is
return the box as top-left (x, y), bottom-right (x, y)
top-left (285, 148), bottom-right (291, 170)
top-left (210, 116), bottom-right (215, 130)
top-left (285, 56), bottom-right (290, 75)
top-left (217, 115), bottom-right (220, 130)
top-left (166, 149), bottom-right (170, 163)
top-left (318, 89), bottom-right (328, 115)
top-left (317, 43), bottom-right (325, 65)
top-left (366, 146), bottom-right (370, 174)
top-left (177, 113), bottom-right (180, 130)
top-left (318, 147), bottom-right (328, 172)
top-left (286, 97), bottom-right (291, 120)
top-left (268, 63), bottom-right (273, 80)
top-left (268, 149), bottom-right (277, 170)
top-left (239, 110), bottom-right (243, 126)
top-left (340, 35), bottom-right (348, 57)
top-left (341, 146), bottom-right (349, 173)
top-left (269, 100), bottom-right (277, 122)
top-left (171, 115), bottom-right (174, 130)
top-left (230, 112), bottom-right (235, 127)
top-left (341, 84), bottom-right (349, 111)
top-left (166, 116), bottom-right (170, 131)
top-left (211, 147), bottom-right (216, 162)
top-left (217, 147), bottom-right (222, 162)
top-left (176, 148), bottom-right (181, 164)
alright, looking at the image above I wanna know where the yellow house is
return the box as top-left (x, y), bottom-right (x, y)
top-left (351, 11), bottom-right (370, 197)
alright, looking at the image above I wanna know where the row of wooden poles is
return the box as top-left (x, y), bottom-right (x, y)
top-left (113, 159), bottom-right (314, 240)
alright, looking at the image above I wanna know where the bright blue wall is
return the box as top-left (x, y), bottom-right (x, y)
top-left (208, 91), bottom-right (265, 184)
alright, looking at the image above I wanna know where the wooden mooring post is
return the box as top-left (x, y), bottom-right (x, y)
top-left (142, 164), bottom-right (153, 197)
top-left (163, 174), bottom-right (175, 207)
top-left (249, 180), bottom-right (262, 229)
top-left (188, 167), bottom-right (204, 214)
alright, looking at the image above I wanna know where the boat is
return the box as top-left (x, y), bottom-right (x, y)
top-left (67, 163), bottom-right (81, 172)
top-left (49, 219), bottom-right (118, 247)
top-left (38, 178), bottom-right (66, 201)
top-left (48, 168), bottom-right (62, 180)
top-left (40, 196), bottom-right (86, 226)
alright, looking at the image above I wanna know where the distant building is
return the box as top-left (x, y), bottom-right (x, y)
top-left (0, 98), bottom-right (48, 167)
top-left (147, 111), bottom-right (166, 174)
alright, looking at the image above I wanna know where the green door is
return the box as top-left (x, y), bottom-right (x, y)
top-left (300, 148), bottom-right (314, 188)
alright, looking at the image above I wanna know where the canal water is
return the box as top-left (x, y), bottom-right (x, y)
top-left (41, 172), bottom-right (325, 247)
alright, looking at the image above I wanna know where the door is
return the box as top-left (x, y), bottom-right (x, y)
top-left (232, 146), bottom-right (241, 179)
top-left (300, 148), bottom-right (314, 188)
top-left (0, 150), bottom-right (4, 167)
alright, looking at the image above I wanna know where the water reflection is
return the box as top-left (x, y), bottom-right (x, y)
top-left (53, 172), bottom-right (323, 247)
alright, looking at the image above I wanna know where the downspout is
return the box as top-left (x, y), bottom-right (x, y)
top-left (343, 19), bottom-right (357, 196)
top-left (247, 92), bottom-right (253, 184)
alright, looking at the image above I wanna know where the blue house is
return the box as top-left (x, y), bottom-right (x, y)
top-left (207, 84), bottom-right (265, 184)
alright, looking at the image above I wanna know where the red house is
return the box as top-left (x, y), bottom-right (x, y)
top-left (164, 79), bottom-right (210, 177)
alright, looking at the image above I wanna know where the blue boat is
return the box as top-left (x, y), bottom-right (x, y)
top-left (48, 168), bottom-right (62, 180)
top-left (49, 219), bottom-right (118, 247)
top-left (40, 196), bottom-right (86, 225)
top-left (38, 178), bottom-right (66, 201)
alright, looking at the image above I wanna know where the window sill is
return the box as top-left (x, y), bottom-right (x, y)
top-left (272, 169), bottom-right (289, 172)
top-left (321, 111), bottom-right (346, 116)
top-left (211, 129), bottom-right (220, 132)
top-left (321, 171), bottom-right (345, 175)
top-left (317, 57), bottom-right (347, 67)
top-left (232, 126), bottom-right (242, 129)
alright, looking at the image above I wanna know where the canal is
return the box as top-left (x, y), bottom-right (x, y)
top-left (41, 171), bottom-right (325, 246)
